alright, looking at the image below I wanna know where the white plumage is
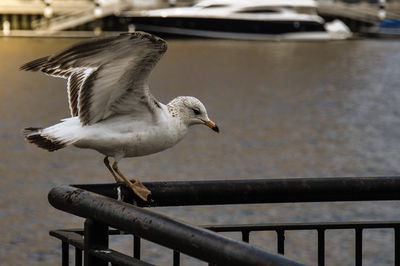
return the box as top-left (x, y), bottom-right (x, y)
top-left (22, 32), bottom-right (219, 201)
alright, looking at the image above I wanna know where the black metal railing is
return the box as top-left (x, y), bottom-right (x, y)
top-left (205, 221), bottom-right (400, 266)
top-left (48, 177), bottom-right (400, 266)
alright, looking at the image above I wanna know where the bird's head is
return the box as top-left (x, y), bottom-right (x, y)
top-left (168, 96), bottom-right (219, 133)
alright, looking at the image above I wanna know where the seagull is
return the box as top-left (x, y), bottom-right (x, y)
top-left (21, 32), bottom-right (219, 202)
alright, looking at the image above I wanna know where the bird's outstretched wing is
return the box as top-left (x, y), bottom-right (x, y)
top-left (20, 32), bottom-right (167, 125)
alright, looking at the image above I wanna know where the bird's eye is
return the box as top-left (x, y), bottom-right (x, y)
top-left (192, 108), bottom-right (201, 115)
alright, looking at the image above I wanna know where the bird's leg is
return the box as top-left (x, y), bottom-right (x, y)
top-left (104, 156), bottom-right (123, 182)
top-left (112, 161), bottom-right (151, 202)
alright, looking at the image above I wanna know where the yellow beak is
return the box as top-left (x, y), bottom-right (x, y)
top-left (204, 120), bottom-right (219, 133)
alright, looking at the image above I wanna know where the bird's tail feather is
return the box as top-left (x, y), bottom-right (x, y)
top-left (23, 127), bottom-right (67, 152)
top-left (23, 117), bottom-right (83, 152)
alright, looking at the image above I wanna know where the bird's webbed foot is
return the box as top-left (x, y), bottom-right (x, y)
top-left (128, 179), bottom-right (152, 202)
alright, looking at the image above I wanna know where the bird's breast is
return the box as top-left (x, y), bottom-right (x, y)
top-left (75, 118), bottom-right (187, 158)
top-left (122, 122), bottom-right (187, 157)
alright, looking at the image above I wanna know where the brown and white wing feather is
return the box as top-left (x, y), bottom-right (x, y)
top-left (20, 32), bottom-right (167, 125)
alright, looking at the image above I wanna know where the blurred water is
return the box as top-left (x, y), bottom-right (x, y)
top-left (1, 37), bottom-right (400, 265)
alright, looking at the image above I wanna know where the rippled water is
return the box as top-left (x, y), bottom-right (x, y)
top-left (1, 37), bottom-right (400, 265)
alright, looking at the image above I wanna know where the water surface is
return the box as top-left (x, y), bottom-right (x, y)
top-left (1, 37), bottom-right (400, 265)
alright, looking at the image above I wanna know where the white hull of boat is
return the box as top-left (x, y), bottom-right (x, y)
top-left (132, 24), bottom-right (350, 41)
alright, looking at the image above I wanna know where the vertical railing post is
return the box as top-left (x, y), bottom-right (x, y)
top-left (277, 229), bottom-right (285, 255)
top-left (62, 241), bottom-right (69, 266)
top-left (173, 250), bottom-right (180, 266)
top-left (355, 228), bottom-right (363, 266)
top-left (395, 227), bottom-right (400, 266)
top-left (318, 229), bottom-right (325, 266)
top-left (75, 248), bottom-right (82, 266)
top-left (242, 230), bottom-right (250, 243)
top-left (133, 235), bottom-right (141, 260)
top-left (84, 218), bottom-right (108, 266)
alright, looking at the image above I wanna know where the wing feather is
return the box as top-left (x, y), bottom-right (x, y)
top-left (20, 32), bottom-right (167, 125)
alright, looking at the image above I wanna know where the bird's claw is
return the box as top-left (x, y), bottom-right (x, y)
top-left (128, 179), bottom-right (151, 202)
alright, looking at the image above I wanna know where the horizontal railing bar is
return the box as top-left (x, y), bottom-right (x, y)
top-left (73, 177), bottom-right (400, 206)
top-left (205, 221), bottom-right (400, 232)
top-left (52, 221), bottom-right (400, 242)
top-left (88, 248), bottom-right (153, 266)
top-left (50, 230), bottom-right (84, 250)
top-left (50, 230), bottom-right (153, 266)
top-left (57, 221), bottom-right (400, 236)
top-left (48, 185), bottom-right (302, 266)
top-left (54, 228), bottom-right (131, 236)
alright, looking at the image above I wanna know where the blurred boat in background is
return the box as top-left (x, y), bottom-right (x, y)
top-left (367, 19), bottom-right (400, 38)
top-left (120, 0), bottom-right (352, 40)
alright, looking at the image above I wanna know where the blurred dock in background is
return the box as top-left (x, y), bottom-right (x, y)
top-left (318, 0), bottom-right (400, 34)
top-left (0, 0), bottom-right (170, 36)
top-left (0, 0), bottom-right (399, 37)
